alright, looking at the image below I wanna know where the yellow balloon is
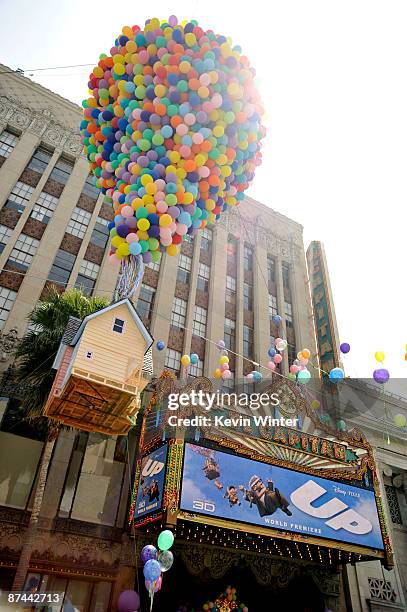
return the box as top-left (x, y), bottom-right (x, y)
top-left (214, 368), bottom-right (222, 379)
top-left (166, 244), bottom-right (178, 256)
top-left (375, 351), bottom-right (385, 363)
top-left (394, 414), bottom-right (407, 428)
top-left (219, 355), bottom-right (229, 365)
top-left (311, 400), bottom-right (320, 410)
top-left (181, 354), bottom-right (190, 366)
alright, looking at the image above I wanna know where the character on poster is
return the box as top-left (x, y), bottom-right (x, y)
top-left (239, 475), bottom-right (292, 517)
top-left (224, 485), bottom-right (241, 508)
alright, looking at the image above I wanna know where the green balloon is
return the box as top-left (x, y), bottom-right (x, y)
top-left (157, 530), bottom-right (174, 551)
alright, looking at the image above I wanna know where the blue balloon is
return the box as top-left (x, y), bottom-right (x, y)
top-left (329, 367), bottom-right (345, 383)
top-left (190, 353), bottom-right (199, 365)
top-left (272, 315), bottom-right (282, 325)
top-left (267, 347), bottom-right (276, 358)
top-left (156, 341), bottom-right (165, 351)
top-left (143, 559), bottom-right (161, 581)
top-left (252, 370), bottom-right (263, 382)
top-left (129, 242), bottom-right (142, 256)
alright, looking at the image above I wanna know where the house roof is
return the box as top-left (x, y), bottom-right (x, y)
top-left (70, 298), bottom-right (154, 349)
top-left (61, 317), bottom-right (82, 344)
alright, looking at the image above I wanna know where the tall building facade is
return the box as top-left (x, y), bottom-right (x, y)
top-left (0, 67), bottom-right (405, 611)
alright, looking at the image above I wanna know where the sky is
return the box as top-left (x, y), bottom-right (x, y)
top-left (1, 0), bottom-right (406, 379)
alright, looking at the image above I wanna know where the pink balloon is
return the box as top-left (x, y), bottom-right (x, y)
top-left (200, 73), bottom-right (211, 86)
top-left (246, 373), bottom-right (254, 380)
top-left (192, 132), bottom-right (204, 144)
top-left (274, 354), bottom-right (283, 364)
top-left (267, 361), bottom-right (276, 370)
top-left (212, 93), bottom-right (223, 108)
top-left (184, 113), bottom-right (196, 126)
top-left (126, 233), bottom-right (139, 243)
top-left (155, 179), bottom-right (165, 190)
top-left (176, 223), bottom-right (188, 235)
top-left (220, 363), bottom-right (229, 371)
top-left (176, 123), bottom-right (188, 136)
top-left (222, 370), bottom-right (232, 380)
top-left (275, 337), bottom-right (282, 346)
top-left (109, 253), bottom-right (120, 265)
top-left (179, 145), bottom-right (191, 158)
top-left (198, 166), bottom-right (210, 178)
top-left (155, 191), bottom-right (165, 201)
top-left (290, 364), bottom-right (299, 374)
top-left (161, 236), bottom-right (172, 247)
top-left (121, 206), bottom-right (133, 218)
top-left (156, 201), bottom-right (168, 213)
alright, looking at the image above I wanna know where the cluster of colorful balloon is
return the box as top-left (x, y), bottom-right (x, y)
top-left (214, 342), bottom-right (232, 380)
top-left (180, 352), bottom-right (199, 371)
top-left (267, 337), bottom-right (285, 371)
top-left (200, 586), bottom-right (248, 611)
top-left (246, 370), bottom-right (262, 382)
top-left (141, 530), bottom-right (174, 603)
top-left (80, 16), bottom-right (265, 263)
top-left (289, 347), bottom-right (311, 383)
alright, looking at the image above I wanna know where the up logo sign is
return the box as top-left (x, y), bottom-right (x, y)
top-left (142, 459), bottom-right (165, 478)
top-left (290, 480), bottom-right (373, 535)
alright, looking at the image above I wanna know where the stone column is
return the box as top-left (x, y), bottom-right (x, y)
top-left (0, 131), bottom-right (40, 209)
top-left (235, 236), bottom-right (244, 381)
top-left (183, 234), bottom-right (201, 356)
top-left (40, 429), bottom-right (76, 519)
top-left (290, 242), bottom-right (318, 359)
top-left (205, 224), bottom-right (227, 376)
top-left (275, 257), bottom-right (289, 375)
top-left (253, 242), bottom-right (271, 376)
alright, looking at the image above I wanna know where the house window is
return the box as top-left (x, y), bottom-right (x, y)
top-left (200, 227), bottom-right (212, 251)
top-left (0, 287), bottom-right (17, 329)
top-left (27, 147), bottom-right (53, 174)
top-left (190, 357), bottom-right (204, 377)
top-left (30, 192), bottom-right (59, 224)
top-left (49, 157), bottom-right (74, 185)
top-left (282, 261), bottom-right (290, 289)
top-left (192, 305), bottom-right (207, 337)
top-left (197, 262), bottom-right (210, 292)
top-left (244, 244), bottom-right (253, 271)
top-left (243, 325), bottom-right (254, 359)
top-left (268, 294), bottom-right (277, 318)
top-left (165, 348), bottom-right (181, 373)
top-left (112, 318), bottom-right (125, 333)
top-left (0, 225), bottom-right (13, 254)
top-left (5, 181), bottom-right (34, 213)
top-left (90, 216), bottom-right (110, 248)
top-left (171, 297), bottom-right (187, 329)
top-left (267, 255), bottom-right (275, 284)
top-left (67, 207), bottom-right (92, 239)
top-left (85, 350), bottom-right (93, 360)
top-left (284, 301), bottom-right (293, 328)
top-left (0, 130), bottom-right (19, 158)
top-left (177, 253), bottom-right (191, 284)
top-left (81, 175), bottom-right (100, 200)
top-left (224, 317), bottom-right (236, 351)
top-left (243, 282), bottom-right (253, 311)
top-left (8, 234), bottom-right (39, 270)
top-left (137, 284), bottom-right (155, 320)
top-left (48, 249), bottom-right (76, 285)
top-left (226, 275), bottom-right (236, 304)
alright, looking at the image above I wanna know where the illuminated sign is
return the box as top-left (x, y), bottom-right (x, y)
top-left (180, 443), bottom-right (384, 550)
top-left (134, 445), bottom-right (168, 519)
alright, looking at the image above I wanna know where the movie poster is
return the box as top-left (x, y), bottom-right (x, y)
top-left (135, 445), bottom-right (168, 518)
top-left (180, 443), bottom-right (384, 550)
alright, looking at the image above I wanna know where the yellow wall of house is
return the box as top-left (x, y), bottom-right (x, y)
top-left (73, 304), bottom-right (147, 384)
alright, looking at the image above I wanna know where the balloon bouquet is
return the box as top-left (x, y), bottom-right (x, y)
top-left (141, 529), bottom-right (175, 610)
top-left (80, 16), bottom-right (265, 300)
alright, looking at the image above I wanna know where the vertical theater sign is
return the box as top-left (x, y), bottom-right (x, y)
top-left (129, 372), bottom-right (393, 607)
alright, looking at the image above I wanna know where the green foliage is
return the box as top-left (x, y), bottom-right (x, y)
top-left (14, 287), bottom-right (109, 418)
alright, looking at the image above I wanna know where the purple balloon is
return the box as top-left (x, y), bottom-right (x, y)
top-left (340, 342), bottom-right (350, 354)
top-left (141, 544), bottom-right (157, 564)
top-left (117, 590), bottom-right (140, 612)
top-left (373, 368), bottom-right (390, 384)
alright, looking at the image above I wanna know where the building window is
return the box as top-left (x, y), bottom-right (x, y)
top-left (190, 357), bottom-right (204, 377)
top-left (67, 207), bottom-right (92, 239)
top-left (288, 343), bottom-right (296, 365)
top-left (244, 244), bottom-right (253, 271)
top-left (267, 255), bottom-right (275, 284)
top-left (0, 287), bottom-right (17, 329)
top-left (74, 260), bottom-right (100, 295)
top-left (268, 294), bottom-right (277, 318)
top-left (137, 284), bottom-right (155, 320)
top-left (243, 282), bottom-right (253, 311)
top-left (224, 317), bottom-right (236, 351)
top-left (226, 275), bottom-right (236, 304)
top-left (27, 147), bottom-right (53, 174)
top-left (227, 235), bottom-right (238, 266)
top-left (282, 261), bottom-right (290, 289)
top-left (222, 374), bottom-right (235, 393)
top-left (192, 305), bottom-right (207, 337)
top-left (243, 325), bottom-right (254, 359)
top-left (0, 225), bottom-right (13, 254)
top-left (81, 175), bottom-right (100, 200)
top-left (30, 191), bottom-right (59, 224)
top-left (147, 253), bottom-right (161, 271)
top-left (177, 253), bottom-right (191, 284)
top-left (200, 227), bottom-right (212, 251)
top-left (90, 216), bottom-right (110, 248)
top-left (112, 318), bottom-right (125, 333)
top-left (197, 262), bottom-right (210, 292)
top-left (5, 181), bottom-right (34, 213)
top-left (49, 157), bottom-right (74, 185)
top-left (8, 234), bottom-right (39, 270)
top-left (48, 249), bottom-right (76, 285)
top-left (284, 301), bottom-right (293, 328)
top-left (165, 348), bottom-right (181, 373)
top-left (171, 297), bottom-right (187, 329)
top-left (0, 130), bottom-right (19, 158)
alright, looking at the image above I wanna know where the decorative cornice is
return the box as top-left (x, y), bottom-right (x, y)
top-left (0, 95), bottom-right (83, 157)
